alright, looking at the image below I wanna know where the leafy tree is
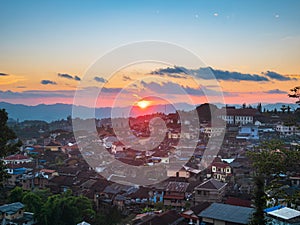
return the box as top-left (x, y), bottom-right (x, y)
top-left (248, 140), bottom-right (300, 224)
top-left (22, 192), bottom-right (42, 215)
top-left (9, 186), bottom-right (24, 202)
top-left (0, 109), bottom-right (22, 184)
top-left (38, 192), bottom-right (95, 225)
top-left (288, 86), bottom-right (300, 104)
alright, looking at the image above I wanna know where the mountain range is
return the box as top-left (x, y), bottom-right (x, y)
top-left (0, 102), bottom-right (298, 122)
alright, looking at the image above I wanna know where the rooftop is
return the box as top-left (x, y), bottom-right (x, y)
top-left (195, 179), bottom-right (227, 190)
top-left (266, 207), bottom-right (300, 220)
top-left (199, 203), bottom-right (254, 224)
top-left (166, 182), bottom-right (189, 193)
top-left (0, 202), bottom-right (24, 215)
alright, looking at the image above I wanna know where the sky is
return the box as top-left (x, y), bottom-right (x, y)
top-left (0, 0), bottom-right (300, 107)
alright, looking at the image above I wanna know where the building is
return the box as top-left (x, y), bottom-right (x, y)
top-left (199, 203), bottom-right (254, 225)
top-left (265, 206), bottom-right (300, 225)
top-left (209, 161), bottom-right (232, 182)
top-left (163, 182), bottom-right (190, 207)
top-left (3, 154), bottom-right (32, 165)
top-left (194, 179), bottom-right (227, 203)
top-left (236, 124), bottom-right (259, 140)
top-left (0, 202), bottom-right (36, 225)
top-left (276, 124), bottom-right (299, 137)
top-left (217, 107), bottom-right (260, 125)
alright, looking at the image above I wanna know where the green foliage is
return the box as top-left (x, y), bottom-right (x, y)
top-left (249, 176), bottom-right (267, 225)
top-left (94, 206), bottom-right (122, 225)
top-left (8, 187), bottom-right (95, 225)
top-left (247, 140), bottom-right (300, 224)
top-left (0, 109), bottom-right (22, 183)
top-left (22, 192), bottom-right (42, 215)
top-left (9, 187), bottom-right (24, 203)
top-left (38, 193), bottom-right (95, 225)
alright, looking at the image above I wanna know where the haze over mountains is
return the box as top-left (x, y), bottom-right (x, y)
top-left (0, 102), bottom-right (298, 122)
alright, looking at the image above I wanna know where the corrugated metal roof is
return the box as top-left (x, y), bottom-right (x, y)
top-left (199, 203), bottom-right (254, 224)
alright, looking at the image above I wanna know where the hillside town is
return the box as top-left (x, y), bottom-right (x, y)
top-left (1, 103), bottom-right (300, 225)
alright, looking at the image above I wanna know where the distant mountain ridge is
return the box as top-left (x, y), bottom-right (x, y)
top-left (0, 102), bottom-right (298, 122)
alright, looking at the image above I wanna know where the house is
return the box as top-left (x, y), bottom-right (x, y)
top-left (180, 202), bottom-right (211, 225)
top-left (194, 179), bottom-right (227, 203)
top-left (208, 161), bottom-right (232, 182)
top-left (276, 124), bottom-right (299, 137)
top-left (163, 182), bottom-right (190, 207)
top-left (199, 203), bottom-right (254, 225)
top-left (138, 210), bottom-right (182, 225)
top-left (265, 206), bottom-right (300, 225)
top-left (45, 141), bottom-right (62, 151)
top-left (3, 154), bottom-right (33, 165)
top-left (290, 176), bottom-right (300, 187)
top-left (0, 202), bottom-right (36, 225)
top-left (236, 125), bottom-right (259, 140)
top-left (34, 169), bottom-right (58, 189)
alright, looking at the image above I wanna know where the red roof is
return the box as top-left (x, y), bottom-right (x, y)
top-left (4, 154), bottom-right (29, 161)
top-left (225, 197), bottom-right (252, 208)
top-left (40, 169), bottom-right (56, 174)
top-left (212, 162), bottom-right (231, 169)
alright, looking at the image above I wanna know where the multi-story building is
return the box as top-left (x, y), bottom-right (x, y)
top-left (217, 107), bottom-right (260, 125)
top-left (194, 179), bottom-right (227, 203)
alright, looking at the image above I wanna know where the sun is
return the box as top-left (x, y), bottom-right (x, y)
top-left (137, 100), bottom-right (151, 109)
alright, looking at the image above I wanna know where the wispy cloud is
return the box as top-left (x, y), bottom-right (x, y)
top-left (140, 80), bottom-right (233, 96)
top-left (41, 80), bottom-right (57, 85)
top-left (262, 71), bottom-right (296, 81)
top-left (264, 89), bottom-right (287, 94)
top-left (58, 73), bottom-right (81, 81)
top-left (94, 76), bottom-right (107, 83)
top-left (123, 75), bottom-right (132, 81)
top-left (0, 72), bottom-right (9, 76)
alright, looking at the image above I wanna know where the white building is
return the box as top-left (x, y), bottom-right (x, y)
top-left (276, 124), bottom-right (299, 136)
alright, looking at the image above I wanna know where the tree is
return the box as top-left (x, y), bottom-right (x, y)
top-left (257, 103), bottom-right (262, 113)
top-left (288, 86), bottom-right (300, 104)
top-left (280, 105), bottom-right (287, 113)
top-left (38, 191), bottom-right (95, 225)
top-left (248, 140), bottom-right (300, 224)
top-left (249, 176), bottom-right (267, 225)
top-left (9, 186), bottom-right (24, 203)
top-left (22, 192), bottom-right (43, 216)
top-left (0, 109), bottom-right (22, 184)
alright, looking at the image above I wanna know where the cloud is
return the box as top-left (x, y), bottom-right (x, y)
top-left (140, 81), bottom-right (232, 96)
top-left (0, 90), bottom-right (74, 99)
top-left (150, 66), bottom-right (187, 75)
top-left (123, 75), bottom-right (132, 81)
top-left (0, 73), bottom-right (9, 76)
top-left (41, 80), bottom-right (57, 85)
top-left (16, 86), bottom-right (26, 89)
top-left (58, 73), bottom-right (81, 81)
top-left (262, 71), bottom-right (295, 81)
top-left (265, 89), bottom-right (287, 94)
top-left (201, 68), bottom-right (269, 81)
top-left (74, 76), bottom-right (81, 81)
top-left (152, 66), bottom-right (269, 82)
top-left (94, 76), bottom-right (107, 83)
